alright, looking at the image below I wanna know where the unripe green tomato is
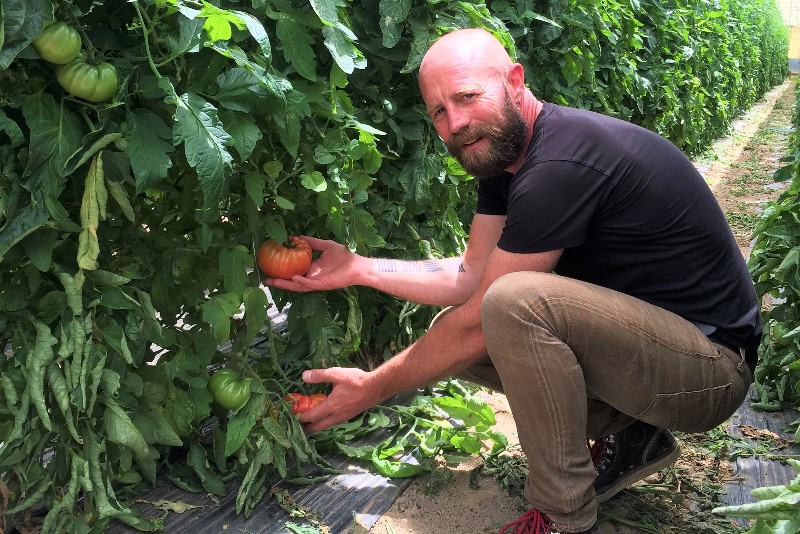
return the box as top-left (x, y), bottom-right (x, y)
top-left (772, 322), bottom-right (794, 347)
top-left (207, 369), bottom-right (252, 411)
top-left (32, 21), bottom-right (82, 64)
top-left (56, 59), bottom-right (119, 103)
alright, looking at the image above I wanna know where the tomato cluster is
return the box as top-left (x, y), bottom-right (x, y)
top-left (256, 236), bottom-right (313, 280)
top-left (31, 20), bottom-right (118, 103)
top-left (284, 392), bottom-right (327, 415)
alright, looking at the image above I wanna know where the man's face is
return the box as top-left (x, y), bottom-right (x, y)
top-left (420, 65), bottom-right (527, 180)
top-left (443, 89), bottom-right (526, 180)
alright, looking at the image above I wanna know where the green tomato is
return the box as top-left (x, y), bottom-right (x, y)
top-left (32, 21), bottom-right (81, 64)
top-left (772, 322), bottom-right (794, 347)
top-left (56, 58), bottom-right (119, 103)
top-left (207, 369), bottom-right (252, 411)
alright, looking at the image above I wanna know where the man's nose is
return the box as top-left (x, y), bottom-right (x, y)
top-left (446, 107), bottom-right (470, 134)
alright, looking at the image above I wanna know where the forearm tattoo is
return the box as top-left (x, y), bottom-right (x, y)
top-left (376, 258), bottom-right (465, 273)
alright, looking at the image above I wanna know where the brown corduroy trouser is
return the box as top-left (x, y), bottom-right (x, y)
top-left (434, 271), bottom-right (752, 532)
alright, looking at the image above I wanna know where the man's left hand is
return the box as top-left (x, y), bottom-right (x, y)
top-left (295, 367), bottom-right (377, 433)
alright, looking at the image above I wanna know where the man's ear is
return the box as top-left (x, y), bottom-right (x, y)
top-left (507, 63), bottom-right (526, 102)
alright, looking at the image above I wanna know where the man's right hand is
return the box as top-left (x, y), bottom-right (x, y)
top-left (264, 236), bottom-right (365, 292)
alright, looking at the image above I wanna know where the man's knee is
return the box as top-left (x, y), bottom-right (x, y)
top-left (482, 271), bottom-right (534, 322)
top-left (481, 271), bottom-right (557, 324)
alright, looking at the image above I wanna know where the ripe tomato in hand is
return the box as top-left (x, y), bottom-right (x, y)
top-left (257, 236), bottom-right (312, 279)
top-left (285, 392), bottom-right (327, 415)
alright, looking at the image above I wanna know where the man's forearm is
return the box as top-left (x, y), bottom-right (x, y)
top-left (360, 257), bottom-right (475, 306)
top-left (366, 304), bottom-right (487, 401)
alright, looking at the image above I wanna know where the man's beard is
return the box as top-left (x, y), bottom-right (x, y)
top-left (445, 94), bottom-right (527, 180)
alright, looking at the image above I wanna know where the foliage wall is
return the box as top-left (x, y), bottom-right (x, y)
top-left (494, 0), bottom-right (789, 154)
top-left (0, 0), bottom-right (790, 531)
top-left (749, 79), bottom-right (800, 422)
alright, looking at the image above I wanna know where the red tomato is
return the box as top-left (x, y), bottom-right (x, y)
top-left (285, 392), bottom-right (327, 415)
top-left (257, 236), bottom-right (312, 279)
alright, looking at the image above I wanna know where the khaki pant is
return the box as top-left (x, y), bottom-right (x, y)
top-left (435, 272), bottom-right (752, 532)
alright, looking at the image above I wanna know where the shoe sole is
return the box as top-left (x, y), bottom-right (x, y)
top-left (594, 442), bottom-right (681, 503)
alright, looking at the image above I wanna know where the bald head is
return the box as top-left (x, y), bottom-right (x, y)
top-left (419, 29), bottom-right (513, 90)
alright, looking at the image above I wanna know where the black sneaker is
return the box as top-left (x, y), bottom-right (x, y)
top-left (591, 420), bottom-right (680, 503)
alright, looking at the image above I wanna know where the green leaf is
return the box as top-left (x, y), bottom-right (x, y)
top-left (308, 0), bottom-right (338, 26)
top-left (173, 93), bottom-right (233, 208)
top-left (402, 22), bottom-right (433, 73)
top-left (713, 488), bottom-right (800, 519)
top-left (379, 0), bottom-right (411, 48)
top-left (63, 131), bottom-right (123, 176)
top-left (263, 161), bottom-right (283, 179)
top-left (262, 417), bottom-right (292, 448)
top-left (21, 228), bottom-right (57, 272)
top-left (104, 399), bottom-right (150, 460)
top-left (300, 171), bottom-right (328, 192)
top-left (187, 442), bottom-right (226, 496)
top-left (201, 292), bottom-right (242, 343)
top-left (77, 153), bottom-right (108, 271)
top-left (0, 195), bottom-right (51, 262)
top-left (212, 68), bottom-right (265, 113)
top-left (0, 109), bottom-right (23, 147)
top-left (371, 445), bottom-right (426, 478)
top-left (275, 196), bottom-right (294, 210)
top-left (321, 26), bottom-right (366, 74)
top-left (0, 0), bottom-right (51, 69)
top-left (219, 245), bottom-right (252, 296)
top-left (450, 431), bottom-right (482, 454)
top-left (22, 91), bottom-right (83, 184)
top-left (166, 13), bottom-right (204, 56)
top-left (275, 15), bottom-right (317, 81)
top-left (243, 286), bottom-right (269, 344)
top-left (162, 388), bottom-right (197, 438)
top-left (198, 2), bottom-right (246, 42)
top-left (232, 9), bottom-right (272, 63)
top-left (224, 395), bottom-right (259, 456)
top-left (352, 209), bottom-right (385, 251)
top-left (264, 215), bottom-right (287, 244)
top-left (132, 411), bottom-right (184, 447)
top-left (244, 171), bottom-right (265, 206)
top-left (219, 109), bottom-right (261, 161)
top-left (106, 180), bottom-right (136, 222)
top-left (124, 109), bottom-right (174, 195)
top-left (276, 90), bottom-right (307, 157)
top-left (432, 395), bottom-right (495, 428)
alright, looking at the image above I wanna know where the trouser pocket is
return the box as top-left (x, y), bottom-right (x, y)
top-left (635, 382), bottom-right (740, 433)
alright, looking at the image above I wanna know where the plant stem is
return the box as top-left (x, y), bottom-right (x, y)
top-left (132, 1), bottom-right (162, 79)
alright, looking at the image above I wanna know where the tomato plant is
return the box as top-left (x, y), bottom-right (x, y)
top-left (208, 369), bottom-right (252, 411)
top-left (285, 392), bottom-right (327, 415)
top-left (56, 57), bottom-right (118, 102)
top-left (256, 236), bottom-right (312, 280)
top-left (32, 21), bottom-right (81, 64)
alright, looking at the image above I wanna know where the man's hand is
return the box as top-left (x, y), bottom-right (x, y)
top-left (265, 236), bottom-right (364, 292)
top-left (294, 367), bottom-right (378, 433)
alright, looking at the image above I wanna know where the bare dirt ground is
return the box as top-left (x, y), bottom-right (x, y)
top-left (369, 77), bottom-right (798, 534)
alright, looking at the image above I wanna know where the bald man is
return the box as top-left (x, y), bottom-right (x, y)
top-left (267, 28), bottom-right (761, 533)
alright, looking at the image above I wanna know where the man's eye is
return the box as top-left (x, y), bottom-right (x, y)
top-left (433, 107), bottom-right (445, 117)
top-left (463, 93), bottom-right (476, 100)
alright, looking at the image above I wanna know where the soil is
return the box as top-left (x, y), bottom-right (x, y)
top-left (368, 76), bottom-right (798, 534)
